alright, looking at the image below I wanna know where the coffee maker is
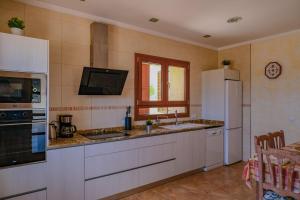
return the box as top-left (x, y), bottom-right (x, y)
top-left (59, 115), bottom-right (77, 138)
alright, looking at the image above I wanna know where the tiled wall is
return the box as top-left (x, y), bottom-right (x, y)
top-left (0, 0), bottom-right (218, 130)
top-left (218, 45), bottom-right (251, 160)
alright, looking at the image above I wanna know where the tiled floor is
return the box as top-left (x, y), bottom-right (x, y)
top-left (121, 162), bottom-right (256, 200)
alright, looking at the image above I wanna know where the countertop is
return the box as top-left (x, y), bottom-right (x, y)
top-left (48, 119), bottom-right (223, 150)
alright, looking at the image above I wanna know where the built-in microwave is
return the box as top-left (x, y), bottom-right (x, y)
top-left (0, 71), bottom-right (46, 109)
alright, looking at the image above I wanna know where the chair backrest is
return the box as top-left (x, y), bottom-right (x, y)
top-left (257, 147), bottom-right (300, 200)
top-left (269, 130), bottom-right (285, 149)
top-left (255, 135), bottom-right (272, 152)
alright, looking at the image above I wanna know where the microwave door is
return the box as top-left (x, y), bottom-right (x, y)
top-left (0, 71), bottom-right (46, 109)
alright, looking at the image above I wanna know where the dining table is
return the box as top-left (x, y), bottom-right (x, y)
top-left (243, 142), bottom-right (300, 196)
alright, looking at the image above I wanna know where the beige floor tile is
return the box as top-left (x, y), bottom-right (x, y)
top-left (121, 163), bottom-right (256, 200)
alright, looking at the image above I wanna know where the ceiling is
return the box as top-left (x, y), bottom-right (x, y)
top-left (26, 0), bottom-right (300, 48)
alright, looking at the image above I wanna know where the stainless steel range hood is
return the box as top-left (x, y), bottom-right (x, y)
top-left (90, 22), bottom-right (108, 68)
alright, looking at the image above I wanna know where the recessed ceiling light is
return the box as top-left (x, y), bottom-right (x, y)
top-left (227, 16), bottom-right (243, 23)
top-left (203, 35), bottom-right (211, 38)
top-left (149, 18), bottom-right (159, 23)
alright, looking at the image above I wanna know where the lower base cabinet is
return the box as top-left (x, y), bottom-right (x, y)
top-left (7, 190), bottom-right (46, 200)
top-left (85, 159), bottom-right (176, 200)
top-left (138, 159), bottom-right (176, 186)
top-left (47, 146), bottom-right (84, 200)
top-left (0, 163), bottom-right (46, 199)
top-left (175, 130), bottom-right (206, 174)
top-left (46, 127), bottom-right (222, 200)
top-left (85, 170), bottom-right (139, 200)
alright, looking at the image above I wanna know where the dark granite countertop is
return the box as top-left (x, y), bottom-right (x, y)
top-left (48, 119), bottom-right (223, 150)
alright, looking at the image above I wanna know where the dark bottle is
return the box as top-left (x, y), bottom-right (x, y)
top-left (125, 106), bottom-right (132, 130)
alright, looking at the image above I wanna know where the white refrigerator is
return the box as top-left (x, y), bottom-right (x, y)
top-left (202, 69), bottom-right (242, 165)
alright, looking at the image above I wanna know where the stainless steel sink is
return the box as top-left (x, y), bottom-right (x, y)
top-left (160, 123), bottom-right (210, 130)
top-left (80, 131), bottom-right (129, 140)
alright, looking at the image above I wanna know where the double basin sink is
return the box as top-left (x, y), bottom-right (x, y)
top-left (80, 123), bottom-right (210, 140)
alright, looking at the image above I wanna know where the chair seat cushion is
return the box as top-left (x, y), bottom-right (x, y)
top-left (263, 190), bottom-right (295, 200)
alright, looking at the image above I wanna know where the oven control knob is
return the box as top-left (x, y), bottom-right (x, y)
top-left (22, 112), bottom-right (29, 118)
top-left (0, 112), bottom-right (7, 119)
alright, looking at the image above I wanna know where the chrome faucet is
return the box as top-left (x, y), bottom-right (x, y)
top-left (175, 110), bottom-right (178, 125)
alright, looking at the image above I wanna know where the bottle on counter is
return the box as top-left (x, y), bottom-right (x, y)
top-left (125, 106), bottom-right (132, 130)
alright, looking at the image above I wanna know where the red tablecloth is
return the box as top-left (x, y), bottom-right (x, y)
top-left (243, 142), bottom-right (300, 192)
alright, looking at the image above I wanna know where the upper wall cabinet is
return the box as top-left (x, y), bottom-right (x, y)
top-left (0, 33), bottom-right (48, 73)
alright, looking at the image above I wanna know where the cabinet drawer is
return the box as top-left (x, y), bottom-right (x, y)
top-left (138, 159), bottom-right (176, 186)
top-left (0, 163), bottom-right (46, 199)
top-left (138, 142), bottom-right (175, 166)
top-left (85, 149), bottom-right (138, 179)
top-left (6, 190), bottom-right (46, 200)
top-left (85, 170), bottom-right (138, 200)
top-left (85, 139), bottom-right (137, 157)
top-left (135, 134), bottom-right (175, 148)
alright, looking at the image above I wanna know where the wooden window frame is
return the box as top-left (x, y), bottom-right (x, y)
top-left (134, 53), bottom-right (190, 121)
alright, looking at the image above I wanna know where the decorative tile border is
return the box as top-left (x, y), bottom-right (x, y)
top-left (50, 105), bottom-right (128, 111)
top-left (50, 104), bottom-right (203, 112)
top-left (49, 104), bottom-right (249, 111)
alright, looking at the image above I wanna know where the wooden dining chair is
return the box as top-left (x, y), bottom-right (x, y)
top-left (256, 147), bottom-right (300, 200)
top-left (269, 130), bottom-right (285, 149)
top-left (255, 134), bottom-right (272, 152)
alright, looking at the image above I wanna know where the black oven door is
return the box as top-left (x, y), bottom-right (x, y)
top-left (0, 122), bottom-right (46, 167)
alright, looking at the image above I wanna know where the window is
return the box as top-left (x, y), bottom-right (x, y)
top-left (135, 53), bottom-right (190, 120)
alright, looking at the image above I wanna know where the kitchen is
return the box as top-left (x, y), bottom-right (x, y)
top-left (1, 0), bottom-right (300, 200)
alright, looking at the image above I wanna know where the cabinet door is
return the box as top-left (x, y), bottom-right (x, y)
top-left (7, 190), bottom-right (46, 200)
top-left (47, 147), bottom-right (84, 200)
top-left (0, 33), bottom-right (48, 73)
top-left (175, 130), bottom-right (206, 174)
top-left (175, 132), bottom-right (193, 174)
top-left (191, 130), bottom-right (206, 169)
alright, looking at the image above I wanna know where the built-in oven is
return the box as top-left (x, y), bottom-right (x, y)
top-left (0, 71), bottom-right (46, 109)
top-left (0, 109), bottom-right (46, 168)
top-left (0, 70), bottom-right (47, 168)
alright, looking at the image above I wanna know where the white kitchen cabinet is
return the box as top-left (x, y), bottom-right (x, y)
top-left (0, 163), bottom-right (46, 199)
top-left (0, 32), bottom-right (48, 73)
top-left (175, 130), bottom-right (206, 174)
top-left (85, 148), bottom-right (139, 179)
top-left (138, 142), bottom-right (175, 166)
top-left (47, 146), bottom-right (84, 200)
top-left (6, 190), bottom-right (46, 200)
top-left (85, 170), bottom-right (139, 200)
top-left (191, 130), bottom-right (206, 170)
top-left (84, 134), bottom-right (177, 200)
top-left (205, 128), bottom-right (224, 171)
top-left (138, 159), bottom-right (176, 186)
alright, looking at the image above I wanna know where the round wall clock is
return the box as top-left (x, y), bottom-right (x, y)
top-left (265, 62), bottom-right (282, 79)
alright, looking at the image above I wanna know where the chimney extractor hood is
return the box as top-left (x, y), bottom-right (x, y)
top-left (78, 22), bottom-right (128, 95)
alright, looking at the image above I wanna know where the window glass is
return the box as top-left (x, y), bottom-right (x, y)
top-left (138, 107), bottom-right (186, 116)
top-left (141, 62), bottom-right (162, 101)
top-left (168, 66), bottom-right (185, 101)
